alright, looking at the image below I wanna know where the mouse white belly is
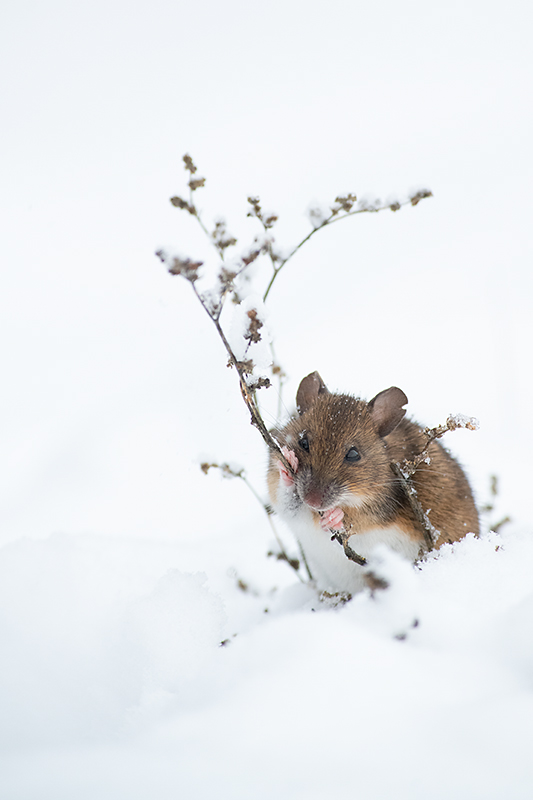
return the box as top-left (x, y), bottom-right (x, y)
top-left (288, 507), bottom-right (420, 595)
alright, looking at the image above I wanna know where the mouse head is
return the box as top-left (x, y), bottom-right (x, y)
top-left (283, 372), bottom-right (408, 512)
top-left (296, 371), bottom-right (408, 437)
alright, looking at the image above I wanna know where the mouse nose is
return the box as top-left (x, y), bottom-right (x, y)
top-left (304, 489), bottom-right (326, 510)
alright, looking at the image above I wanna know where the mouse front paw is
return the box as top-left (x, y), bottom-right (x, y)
top-left (278, 446), bottom-right (298, 488)
top-left (320, 507), bottom-right (344, 532)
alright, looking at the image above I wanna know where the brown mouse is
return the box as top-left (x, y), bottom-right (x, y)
top-left (267, 371), bottom-right (479, 594)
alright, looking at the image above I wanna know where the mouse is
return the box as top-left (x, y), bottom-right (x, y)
top-left (267, 371), bottom-right (479, 595)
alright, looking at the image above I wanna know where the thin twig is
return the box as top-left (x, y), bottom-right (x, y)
top-left (391, 414), bottom-right (479, 550)
top-left (390, 462), bottom-right (436, 551)
top-left (200, 461), bottom-right (305, 581)
top-left (188, 281), bottom-right (294, 475)
top-left (330, 530), bottom-right (368, 567)
top-left (262, 193), bottom-right (432, 303)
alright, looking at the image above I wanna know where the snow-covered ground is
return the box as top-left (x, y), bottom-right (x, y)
top-left (2, 525), bottom-right (533, 799)
top-left (1, 1), bottom-right (533, 797)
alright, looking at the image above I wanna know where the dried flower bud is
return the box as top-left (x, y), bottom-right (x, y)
top-left (264, 214), bottom-right (278, 229)
top-left (200, 461), bottom-right (244, 479)
top-left (219, 267), bottom-right (237, 290)
top-left (445, 414), bottom-right (480, 432)
top-left (168, 257), bottom-right (202, 281)
top-left (170, 196), bottom-right (196, 215)
top-left (410, 189), bottom-right (433, 206)
top-left (271, 362), bottom-right (286, 380)
top-left (390, 202), bottom-right (401, 212)
top-left (155, 249), bottom-right (202, 282)
top-left (241, 248), bottom-right (261, 267)
top-left (233, 358), bottom-right (254, 375)
top-left (247, 196), bottom-right (262, 219)
top-left (183, 154), bottom-right (197, 174)
top-left (250, 376), bottom-right (271, 391)
top-left (212, 219), bottom-right (237, 251)
top-left (188, 177), bottom-right (206, 191)
top-left (334, 193), bottom-right (357, 213)
top-left (244, 308), bottom-right (264, 344)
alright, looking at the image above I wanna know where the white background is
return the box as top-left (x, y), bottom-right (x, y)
top-left (1, 1), bottom-right (533, 797)
top-left (2, 0), bottom-right (532, 543)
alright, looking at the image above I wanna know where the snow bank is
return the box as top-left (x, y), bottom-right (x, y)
top-left (1, 525), bottom-right (533, 799)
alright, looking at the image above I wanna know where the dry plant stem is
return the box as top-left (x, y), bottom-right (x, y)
top-left (390, 462), bottom-right (435, 552)
top-left (491, 515), bottom-right (511, 534)
top-left (237, 473), bottom-right (301, 575)
top-left (331, 532), bottom-right (368, 567)
top-left (193, 199), bottom-right (220, 256)
top-left (190, 282), bottom-right (294, 477)
top-left (391, 416), bottom-right (478, 551)
top-left (262, 195), bottom-right (431, 303)
top-left (265, 514), bottom-right (307, 582)
top-left (297, 542), bottom-right (314, 581)
top-left (201, 461), bottom-right (306, 581)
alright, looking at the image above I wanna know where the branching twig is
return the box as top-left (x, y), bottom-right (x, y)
top-left (262, 190), bottom-right (433, 303)
top-left (169, 155), bottom-right (432, 401)
top-left (155, 248), bottom-right (295, 485)
top-left (200, 461), bottom-right (307, 580)
top-left (391, 414), bottom-right (479, 551)
top-left (162, 155), bottom-right (438, 577)
top-left (330, 530), bottom-right (368, 567)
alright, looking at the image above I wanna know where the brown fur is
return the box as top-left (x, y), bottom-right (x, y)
top-left (268, 377), bottom-right (479, 552)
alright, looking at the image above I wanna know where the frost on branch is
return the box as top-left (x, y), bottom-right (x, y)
top-left (228, 295), bottom-right (272, 391)
top-left (331, 193), bottom-right (358, 214)
top-left (212, 219), bottom-right (237, 252)
top-left (247, 196), bottom-right (278, 230)
top-left (307, 205), bottom-right (328, 229)
top-left (446, 414), bottom-right (479, 431)
top-left (390, 413), bottom-right (479, 551)
top-left (409, 188), bottom-right (433, 206)
top-left (155, 250), bottom-right (202, 282)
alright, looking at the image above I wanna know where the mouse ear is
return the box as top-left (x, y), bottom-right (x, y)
top-left (367, 387), bottom-right (408, 437)
top-left (296, 371), bottom-right (329, 415)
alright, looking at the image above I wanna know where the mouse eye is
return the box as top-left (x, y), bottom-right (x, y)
top-left (345, 447), bottom-right (361, 463)
top-left (299, 437), bottom-right (310, 452)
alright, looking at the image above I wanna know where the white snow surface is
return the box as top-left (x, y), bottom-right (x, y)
top-left (2, 527), bottom-right (533, 799)
top-left (2, 0), bottom-right (533, 797)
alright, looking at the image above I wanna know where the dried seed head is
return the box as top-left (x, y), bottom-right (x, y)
top-left (244, 308), bottom-right (263, 344)
top-left (231, 358), bottom-right (254, 375)
top-left (241, 248), bottom-right (261, 267)
top-left (247, 196), bottom-right (262, 218)
top-left (183, 154), bottom-right (197, 174)
top-left (212, 219), bottom-right (237, 250)
top-left (219, 267), bottom-right (237, 290)
top-left (188, 177), bottom-right (206, 191)
top-left (170, 196), bottom-right (196, 215)
top-left (250, 376), bottom-right (271, 391)
top-left (409, 189), bottom-right (433, 206)
top-left (334, 193), bottom-right (358, 213)
top-left (264, 214), bottom-right (278, 229)
top-left (155, 249), bottom-right (202, 282)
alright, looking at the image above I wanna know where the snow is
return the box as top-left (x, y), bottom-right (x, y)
top-left (448, 413), bottom-right (480, 430)
top-left (2, 0), bottom-right (533, 797)
top-left (2, 527), bottom-right (533, 799)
